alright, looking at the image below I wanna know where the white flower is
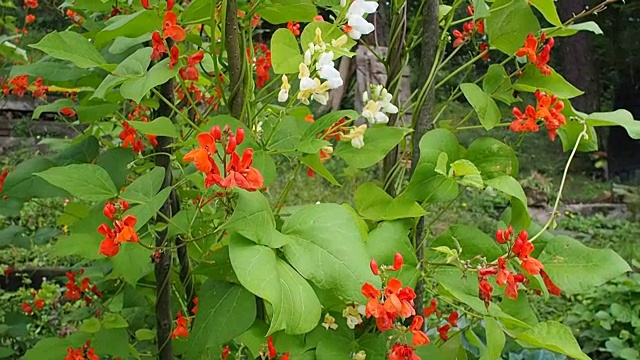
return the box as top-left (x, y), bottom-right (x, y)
top-left (342, 124), bottom-right (367, 149)
top-left (322, 313), bottom-right (338, 330)
top-left (362, 99), bottom-right (389, 124)
top-left (316, 51), bottom-right (334, 71)
top-left (378, 88), bottom-right (398, 114)
top-left (352, 351), bottom-right (367, 360)
top-left (331, 34), bottom-right (349, 49)
top-left (340, 0), bottom-right (347, 7)
top-left (278, 75), bottom-right (290, 102)
top-left (346, 15), bottom-right (375, 40)
top-left (298, 63), bottom-right (316, 91)
top-left (304, 49), bottom-right (312, 66)
top-left (317, 52), bottom-right (343, 89)
top-left (342, 305), bottom-right (363, 329)
top-left (347, 0), bottom-right (378, 17)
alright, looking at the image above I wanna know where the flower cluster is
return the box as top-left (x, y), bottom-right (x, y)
top-left (510, 90), bottom-right (566, 140)
top-left (1, 75), bottom-right (48, 99)
top-left (362, 253), bottom-right (431, 360)
top-left (287, 21), bottom-right (301, 36)
top-left (23, 0), bottom-right (37, 9)
top-left (179, 50), bottom-right (204, 81)
top-left (452, 6), bottom-right (486, 47)
top-left (516, 32), bottom-right (554, 75)
top-left (98, 200), bottom-right (139, 257)
top-left (280, 29), bottom-right (347, 105)
top-left (151, 11), bottom-right (186, 62)
top-left (66, 9), bottom-right (84, 25)
top-left (63, 270), bottom-right (102, 304)
top-left (477, 227), bottom-right (560, 306)
top-left (343, 0), bottom-right (378, 40)
top-left (248, 43), bottom-right (272, 88)
top-left (183, 125), bottom-right (264, 191)
top-left (119, 121), bottom-right (158, 152)
top-left (64, 341), bottom-right (99, 360)
top-left (303, 115), bottom-right (349, 177)
top-left (171, 311), bottom-right (190, 339)
top-left (361, 84), bottom-right (399, 125)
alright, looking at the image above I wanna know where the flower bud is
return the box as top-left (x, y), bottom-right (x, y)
top-left (369, 259), bottom-right (379, 275)
top-left (167, 0), bottom-right (174, 10)
top-left (141, 0), bottom-right (151, 9)
top-left (506, 225), bottom-right (514, 238)
top-left (236, 127), bottom-right (245, 145)
top-left (518, 230), bottom-right (528, 241)
top-left (226, 136), bottom-right (237, 154)
top-left (392, 252), bottom-right (403, 271)
top-left (210, 125), bottom-right (222, 140)
top-left (496, 229), bottom-right (506, 244)
top-left (119, 200), bottom-right (129, 211)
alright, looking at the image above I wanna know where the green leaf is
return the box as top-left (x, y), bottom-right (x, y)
top-left (53, 233), bottom-right (102, 260)
top-left (52, 136), bottom-right (100, 165)
top-left (128, 117), bottom-right (179, 138)
top-left (483, 317), bottom-right (506, 360)
top-left (92, 48), bottom-right (154, 99)
top-left (514, 65), bottom-right (584, 99)
top-left (585, 109), bottom-right (640, 139)
top-left (32, 98), bottom-right (75, 119)
top-left (80, 318), bottom-right (101, 333)
top-left (557, 119), bottom-right (599, 152)
top-left (418, 128), bottom-right (460, 165)
top-left (485, 176), bottom-right (529, 227)
top-left (282, 203), bottom-right (381, 302)
top-left (486, 0), bottom-right (540, 55)
top-left (76, 103), bottom-right (120, 123)
top-left (11, 62), bottom-right (92, 83)
top-left (120, 58), bottom-right (179, 104)
top-left (334, 127), bottom-right (412, 168)
top-left (96, 148), bottom-right (134, 189)
top-left (529, 0), bottom-right (562, 26)
top-left (125, 187), bottom-right (172, 230)
top-left (500, 295), bottom-right (538, 329)
top-left (109, 33), bottom-right (151, 54)
top-left (224, 190), bottom-right (290, 248)
top-left (543, 22), bottom-right (602, 37)
top-left (538, 235), bottom-right (631, 295)
top-left (366, 220), bottom-right (418, 267)
top-left (101, 313), bottom-right (129, 329)
top-left (460, 83), bottom-right (501, 130)
top-left (252, 150), bottom-right (277, 187)
top-left (135, 329), bottom-right (156, 341)
top-left (36, 164), bottom-right (117, 201)
top-left (24, 334), bottom-right (87, 360)
top-left (1, 157), bottom-right (69, 199)
top-left (449, 159), bottom-right (484, 189)
top-left (183, 0), bottom-right (212, 24)
top-left (300, 153), bottom-right (339, 185)
top-left (110, 242), bottom-right (153, 285)
top-left (516, 321), bottom-right (590, 360)
top-left (95, 11), bottom-right (163, 49)
top-left (302, 110), bottom-right (359, 142)
top-left (120, 167), bottom-right (165, 204)
top-left (482, 64), bottom-right (516, 104)
top-left (431, 225), bottom-right (502, 261)
top-left (256, 0), bottom-right (317, 24)
top-left (30, 31), bottom-right (107, 69)
top-left (355, 182), bottom-right (425, 221)
top-left (187, 280), bottom-right (256, 358)
top-left (466, 137), bottom-right (519, 179)
top-left (316, 336), bottom-right (354, 360)
top-left (401, 165), bottom-right (459, 204)
top-left (271, 29), bottom-right (303, 74)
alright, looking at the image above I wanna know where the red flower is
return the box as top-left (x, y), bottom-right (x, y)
top-left (66, 9), bottom-right (83, 25)
top-left (267, 336), bottom-right (277, 359)
top-left (25, 14), bottom-right (36, 24)
top-left (32, 77), bottom-right (48, 99)
top-left (510, 105), bottom-right (539, 133)
top-left (478, 278), bottom-right (493, 302)
top-left (141, 0), bottom-right (151, 9)
top-left (65, 341), bottom-right (99, 360)
top-left (163, 11), bottom-right (186, 42)
top-left (438, 324), bottom-right (451, 341)
top-left (383, 278), bottom-right (416, 319)
top-left (169, 45), bottom-right (180, 69)
top-left (250, 43), bottom-right (272, 88)
top-left (167, 0), bottom-right (175, 11)
top-left (313, 15), bottom-right (324, 21)
top-left (219, 149), bottom-right (264, 191)
top-left (521, 257), bottom-right (543, 275)
top-left (80, 277), bottom-right (90, 292)
top-left (505, 273), bottom-right (525, 300)
top-left (23, 0), bottom-right (37, 9)
top-left (540, 269), bottom-right (561, 296)
top-left (287, 21), bottom-right (300, 36)
top-left (151, 31), bottom-right (168, 60)
top-left (221, 345), bottom-right (231, 360)
top-left (389, 342), bottom-right (420, 360)
top-left (21, 302), bottom-right (33, 314)
top-left (10, 75), bottom-right (29, 97)
top-left (0, 168), bottom-right (9, 193)
top-left (103, 201), bottom-right (116, 219)
top-left (516, 33), bottom-right (554, 75)
top-left (496, 256), bottom-right (509, 286)
top-left (476, 19), bottom-right (485, 35)
top-left (370, 259), bottom-right (380, 275)
top-left (409, 315), bottom-right (430, 346)
top-left (447, 311), bottom-right (459, 327)
top-left (192, 297), bottom-right (199, 315)
top-left (114, 215), bottom-right (138, 243)
top-left (60, 107), bottom-right (76, 117)
top-left (179, 50), bottom-right (204, 81)
top-left (34, 298), bottom-right (45, 310)
top-left (281, 354), bottom-right (290, 360)
top-left (171, 311), bottom-right (190, 339)
top-left (392, 252), bottom-right (403, 271)
top-left (183, 133), bottom-right (217, 173)
top-left (479, 42), bottom-right (489, 61)
top-left (423, 299), bottom-right (437, 317)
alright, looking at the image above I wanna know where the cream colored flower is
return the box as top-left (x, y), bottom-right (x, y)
top-left (342, 124), bottom-right (367, 149)
top-left (352, 350), bottom-right (366, 360)
top-left (278, 75), bottom-right (290, 102)
top-left (322, 313), bottom-right (338, 330)
top-left (342, 304), bottom-right (363, 329)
